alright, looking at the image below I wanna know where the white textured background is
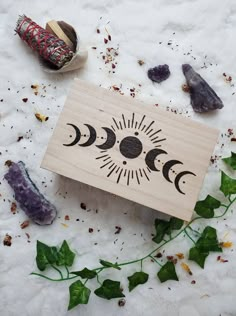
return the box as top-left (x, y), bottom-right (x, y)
top-left (0, 0), bottom-right (236, 315)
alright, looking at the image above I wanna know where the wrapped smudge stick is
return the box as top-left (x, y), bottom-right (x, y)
top-left (182, 64), bottom-right (224, 113)
top-left (15, 15), bottom-right (87, 72)
top-left (4, 161), bottom-right (57, 225)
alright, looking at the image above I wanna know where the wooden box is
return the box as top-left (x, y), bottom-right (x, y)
top-left (41, 79), bottom-right (219, 221)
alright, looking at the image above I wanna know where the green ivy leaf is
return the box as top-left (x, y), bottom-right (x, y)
top-left (157, 261), bottom-right (178, 283)
top-left (189, 247), bottom-right (209, 268)
top-left (194, 195), bottom-right (221, 218)
top-left (94, 279), bottom-right (125, 300)
top-left (169, 217), bottom-right (184, 230)
top-left (196, 226), bottom-right (222, 252)
top-left (220, 171), bottom-right (236, 196)
top-left (36, 241), bottom-right (58, 271)
top-left (152, 217), bottom-right (184, 244)
top-left (127, 271), bottom-right (149, 292)
top-left (223, 152), bottom-right (236, 170)
top-left (152, 219), bottom-right (171, 244)
top-left (68, 280), bottom-right (91, 310)
top-left (71, 268), bottom-right (97, 279)
top-left (99, 259), bottom-right (121, 270)
top-left (56, 240), bottom-right (76, 267)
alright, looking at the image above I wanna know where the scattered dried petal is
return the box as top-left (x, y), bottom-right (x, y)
top-left (104, 38), bottom-right (108, 44)
top-left (91, 47), bottom-right (97, 50)
top-left (11, 202), bottom-right (17, 214)
top-left (220, 241), bottom-right (233, 248)
top-left (88, 228), bottom-right (93, 233)
top-left (220, 258), bottom-right (228, 263)
top-left (3, 234), bottom-right (12, 246)
top-left (64, 215), bottom-right (70, 221)
top-left (35, 113), bottom-right (49, 122)
top-left (5, 160), bottom-right (13, 167)
top-left (138, 59), bottom-right (145, 66)
top-left (96, 29), bottom-right (100, 34)
top-left (80, 202), bottom-right (86, 210)
top-left (17, 136), bottom-right (24, 142)
top-left (115, 226), bottom-right (121, 234)
top-left (22, 98), bottom-right (28, 103)
top-left (191, 280), bottom-right (196, 284)
top-left (176, 253), bottom-right (184, 259)
top-left (155, 252), bottom-right (163, 258)
top-left (182, 84), bottom-right (190, 93)
top-left (20, 220), bottom-right (30, 229)
top-left (108, 35), bottom-right (111, 41)
top-left (181, 262), bottom-right (192, 275)
top-left (118, 299), bottom-right (126, 307)
top-left (61, 223), bottom-right (68, 228)
top-left (217, 255), bottom-right (221, 261)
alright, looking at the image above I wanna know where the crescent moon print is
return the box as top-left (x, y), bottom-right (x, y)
top-left (63, 123), bottom-right (81, 146)
top-left (63, 113), bottom-right (196, 194)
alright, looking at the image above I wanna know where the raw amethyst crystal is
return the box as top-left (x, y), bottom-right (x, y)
top-left (147, 64), bottom-right (170, 83)
top-left (182, 64), bottom-right (224, 113)
top-left (4, 161), bottom-right (57, 225)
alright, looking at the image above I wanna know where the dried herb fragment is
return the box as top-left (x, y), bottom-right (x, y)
top-left (22, 98), bottom-right (28, 103)
top-left (35, 113), bottom-right (49, 122)
top-left (20, 220), bottom-right (30, 229)
top-left (118, 299), bottom-right (126, 307)
top-left (138, 59), bottom-right (145, 66)
top-left (17, 136), bottom-right (24, 142)
top-left (11, 202), bottom-right (17, 214)
top-left (3, 234), bottom-right (12, 246)
top-left (181, 262), bottom-right (192, 275)
top-left (80, 202), bottom-right (86, 210)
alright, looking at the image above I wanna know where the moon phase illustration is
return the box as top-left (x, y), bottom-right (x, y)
top-left (145, 149), bottom-right (167, 171)
top-left (162, 160), bottom-right (183, 183)
top-left (96, 127), bottom-right (116, 150)
top-left (63, 123), bottom-right (81, 147)
top-left (63, 113), bottom-right (196, 194)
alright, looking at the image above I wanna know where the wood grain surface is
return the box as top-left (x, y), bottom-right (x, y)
top-left (41, 79), bottom-right (219, 221)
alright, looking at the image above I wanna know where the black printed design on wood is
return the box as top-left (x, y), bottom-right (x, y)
top-left (63, 113), bottom-right (196, 194)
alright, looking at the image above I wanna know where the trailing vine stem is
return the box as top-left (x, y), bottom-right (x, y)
top-left (31, 196), bottom-right (236, 282)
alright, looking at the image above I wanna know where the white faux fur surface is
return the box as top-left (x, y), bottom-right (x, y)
top-left (0, 0), bottom-right (236, 315)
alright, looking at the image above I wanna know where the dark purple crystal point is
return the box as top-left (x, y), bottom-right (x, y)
top-left (147, 64), bottom-right (170, 83)
top-left (4, 161), bottom-right (57, 225)
top-left (182, 64), bottom-right (224, 113)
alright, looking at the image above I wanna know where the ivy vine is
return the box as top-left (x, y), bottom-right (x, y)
top-left (31, 153), bottom-right (236, 311)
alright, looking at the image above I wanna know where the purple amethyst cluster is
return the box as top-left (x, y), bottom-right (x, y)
top-left (4, 161), bottom-right (57, 225)
top-left (147, 64), bottom-right (171, 83)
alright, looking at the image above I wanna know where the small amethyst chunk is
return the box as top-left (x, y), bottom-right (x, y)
top-left (4, 161), bottom-right (57, 225)
top-left (147, 64), bottom-right (170, 83)
top-left (182, 64), bottom-right (224, 113)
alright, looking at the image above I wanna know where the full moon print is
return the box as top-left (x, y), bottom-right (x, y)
top-left (63, 113), bottom-right (196, 194)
